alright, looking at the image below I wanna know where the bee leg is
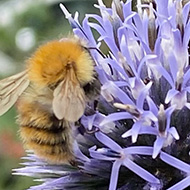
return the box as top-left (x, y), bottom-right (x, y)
top-left (69, 159), bottom-right (78, 167)
top-left (85, 126), bottom-right (99, 134)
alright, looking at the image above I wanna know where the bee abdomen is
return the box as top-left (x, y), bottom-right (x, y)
top-left (19, 122), bottom-right (74, 164)
top-left (17, 101), bottom-right (74, 164)
top-left (20, 126), bottom-right (66, 145)
top-left (16, 88), bottom-right (75, 164)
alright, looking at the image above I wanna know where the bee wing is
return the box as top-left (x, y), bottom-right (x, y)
top-left (0, 70), bottom-right (30, 116)
top-left (53, 78), bottom-right (86, 122)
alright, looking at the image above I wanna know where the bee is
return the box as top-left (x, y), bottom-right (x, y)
top-left (0, 38), bottom-right (101, 164)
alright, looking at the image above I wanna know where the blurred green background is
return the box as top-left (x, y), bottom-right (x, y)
top-left (0, 0), bottom-right (111, 189)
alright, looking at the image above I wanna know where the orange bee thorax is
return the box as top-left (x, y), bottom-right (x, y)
top-left (27, 40), bottom-right (95, 88)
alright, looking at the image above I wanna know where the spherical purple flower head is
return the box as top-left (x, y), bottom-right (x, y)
top-left (14, 0), bottom-right (190, 190)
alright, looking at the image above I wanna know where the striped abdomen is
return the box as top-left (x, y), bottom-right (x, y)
top-left (17, 99), bottom-right (74, 164)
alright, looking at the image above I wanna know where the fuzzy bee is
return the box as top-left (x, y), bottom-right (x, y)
top-left (0, 38), bottom-right (100, 164)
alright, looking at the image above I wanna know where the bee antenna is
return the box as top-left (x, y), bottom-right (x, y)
top-left (87, 47), bottom-right (106, 58)
top-left (85, 46), bottom-right (114, 75)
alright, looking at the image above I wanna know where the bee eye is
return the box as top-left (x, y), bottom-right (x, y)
top-left (82, 75), bottom-right (101, 100)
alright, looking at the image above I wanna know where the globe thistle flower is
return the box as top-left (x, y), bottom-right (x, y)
top-left (13, 0), bottom-right (190, 189)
